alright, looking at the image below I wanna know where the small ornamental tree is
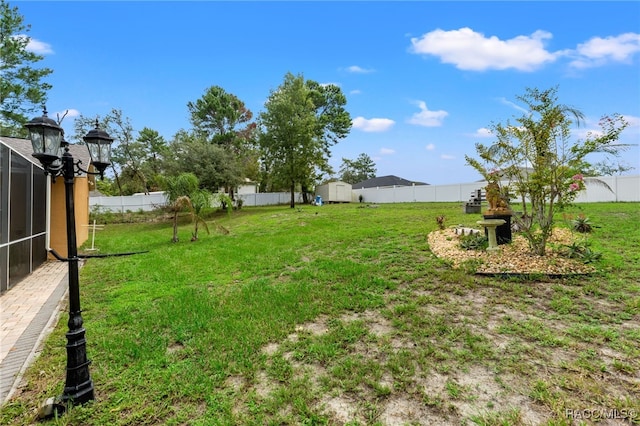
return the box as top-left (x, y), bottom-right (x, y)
top-left (189, 189), bottom-right (211, 241)
top-left (160, 172), bottom-right (199, 243)
top-left (466, 87), bottom-right (628, 256)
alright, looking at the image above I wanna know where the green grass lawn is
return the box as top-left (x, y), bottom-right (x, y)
top-left (1, 202), bottom-right (639, 425)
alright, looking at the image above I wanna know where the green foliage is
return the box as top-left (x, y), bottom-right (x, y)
top-left (215, 192), bottom-right (233, 215)
top-left (560, 240), bottom-right (602, 264)
top-left (186, 85), bottom-right (258, 196)
top-left (134, 127), bottom-right (168, 191)
top-left (189, 188), bottom-right (211, 241)
top-left (458, 232), bottom-right (488, 251)
top-left (187, 85), bottom-right (255, 142)
top-left (73, 109), bottom-right (149, 196)
top-left (571, 214), bottom-right (592, 233)
top-left (465, 86), bottom-right (628, 256)
top-left (94, 177), bottom-right (118, 196)
top-left (259, 72), bottom-right (351, 208)
top-left (89, 204), bottom-right (116, 224)
top-left (165, 129), bottom-right (240, 194)
top-left (0, 0), bottom-right (53, 136)
top-left (161, 172), bottom-right (199, 204)
top-left (159, 172), bottom-right (199, 242)
top-left (339, 153), bottom-right (377, 184)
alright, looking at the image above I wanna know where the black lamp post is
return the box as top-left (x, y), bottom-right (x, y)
top-left (25, 108), bottom-right (113, 410)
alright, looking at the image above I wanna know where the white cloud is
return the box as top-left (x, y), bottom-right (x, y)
top-left (407, 101), bottom-right (448, 127)
top-left (17, 35), bottom-right (54, 55)
top-left (622, 114), bottom-right (640, 127)
top-left (320, 82), bottom-right (341, 88)
top-left (425, 143), bottom-right (435, 150)
top-left (570, 33), bottom-right (640, 69)
top-left (472, 127), bottom-right (493, 138)
top-left (352, 116), bottom-right (395, 132)
top-left (409, 28), bottom-right (557, 71)
top-left (380, 148), bottom-right (395, 155)
top-left (346, 65), bottom-right (375, 74)
top-left (55, 109), bottom-right (80, 119)
top-left (350, 89), bottom-right (362, 95)
top-left (440, 154), bottom-right (455, 160)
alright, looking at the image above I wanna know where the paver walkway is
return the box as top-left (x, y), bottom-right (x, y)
top-left (0, 261), bottom-right (70, 405)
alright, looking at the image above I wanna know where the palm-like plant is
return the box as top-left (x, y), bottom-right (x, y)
top-left (168, 196), bottom-right (193, 243)
top-left (161, 173), bottom-right (199, 242)
top-left (572, 214), bottom-right (592, 233)
top-left (190, 189), bottom-right (211, 241)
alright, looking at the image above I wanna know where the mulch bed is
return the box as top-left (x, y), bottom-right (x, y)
top-left (427, 227), bottom-right (596, 275)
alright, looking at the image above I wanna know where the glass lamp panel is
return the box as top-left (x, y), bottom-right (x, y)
top-left (43, 127), bottom-right (62, 157)
top-left (98, 141), bottom-right (112, 164)
top-left (86, 140), bottom-right (111, 165)
top-left (29, 129), bottom-right (43, 154)
top-left (30, 127), bottom-right (62, 158)
top-left (86, 141), bottom-right (99, 163)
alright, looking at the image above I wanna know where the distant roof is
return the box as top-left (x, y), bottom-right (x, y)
top-left (353, 175), bottom-right (429, 189)
top-left (0, 136), bottom-right (92, 174)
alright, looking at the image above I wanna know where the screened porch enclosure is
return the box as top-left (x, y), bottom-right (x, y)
top-left (0, 140), bottom-right (48, 294)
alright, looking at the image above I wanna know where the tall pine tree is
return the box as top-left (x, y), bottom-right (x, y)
top-left (1, 0), bottom-right (52, 136)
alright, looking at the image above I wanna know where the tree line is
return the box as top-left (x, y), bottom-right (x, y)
top-left (2, 0), bottom-right (631, 251)
top-left (1, 0), bottom-right (380, 208)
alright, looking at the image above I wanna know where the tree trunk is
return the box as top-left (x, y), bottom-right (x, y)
top-left (136, 170), bottom-right (149, 195)
top-left (290, 181), bottom-right (295, 209)
top-left (301, 183), bottom-right (309, 204)
top-left (226, 185), bottom-right (235, 201)
top-left (111, 164), bottom-right (124, 195)
top-left (191, 221), bottom-right (199, 242)
top-left (172, 211), bottom-right (179, 242)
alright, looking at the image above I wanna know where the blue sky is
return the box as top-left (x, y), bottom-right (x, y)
top-left (16, 1), bottom-right (640, 185)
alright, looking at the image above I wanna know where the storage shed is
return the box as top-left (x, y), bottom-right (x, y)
top-left (315, 181), bottom-right (352, 203)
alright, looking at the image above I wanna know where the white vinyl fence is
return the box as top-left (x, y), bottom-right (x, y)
top-left (90, 192), bottom-right (168, 213)
top-left (237, 192), bottom-right (304, 207)
top-left (572, 175), bottom-right (640, 203)
top-left (90, 192), bottom-right (304, 213)
top-left (89, 175), bottom-right (639, 213)
top-left (353, 175), bottom-right (639, 204)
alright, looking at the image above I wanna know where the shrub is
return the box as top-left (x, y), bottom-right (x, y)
top-left (459, 233), bottom-right (488, 251)
top-left (572, 215), bottom-right (592, 233)
top-left (560, 241), bottom-right (602, 264)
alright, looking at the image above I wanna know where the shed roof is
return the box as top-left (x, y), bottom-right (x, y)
top-left (317, 180), bottom-right (351, 187)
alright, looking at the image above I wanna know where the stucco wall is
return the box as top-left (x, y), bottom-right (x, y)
top-left (49, 176), bottom-right (90, 258)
